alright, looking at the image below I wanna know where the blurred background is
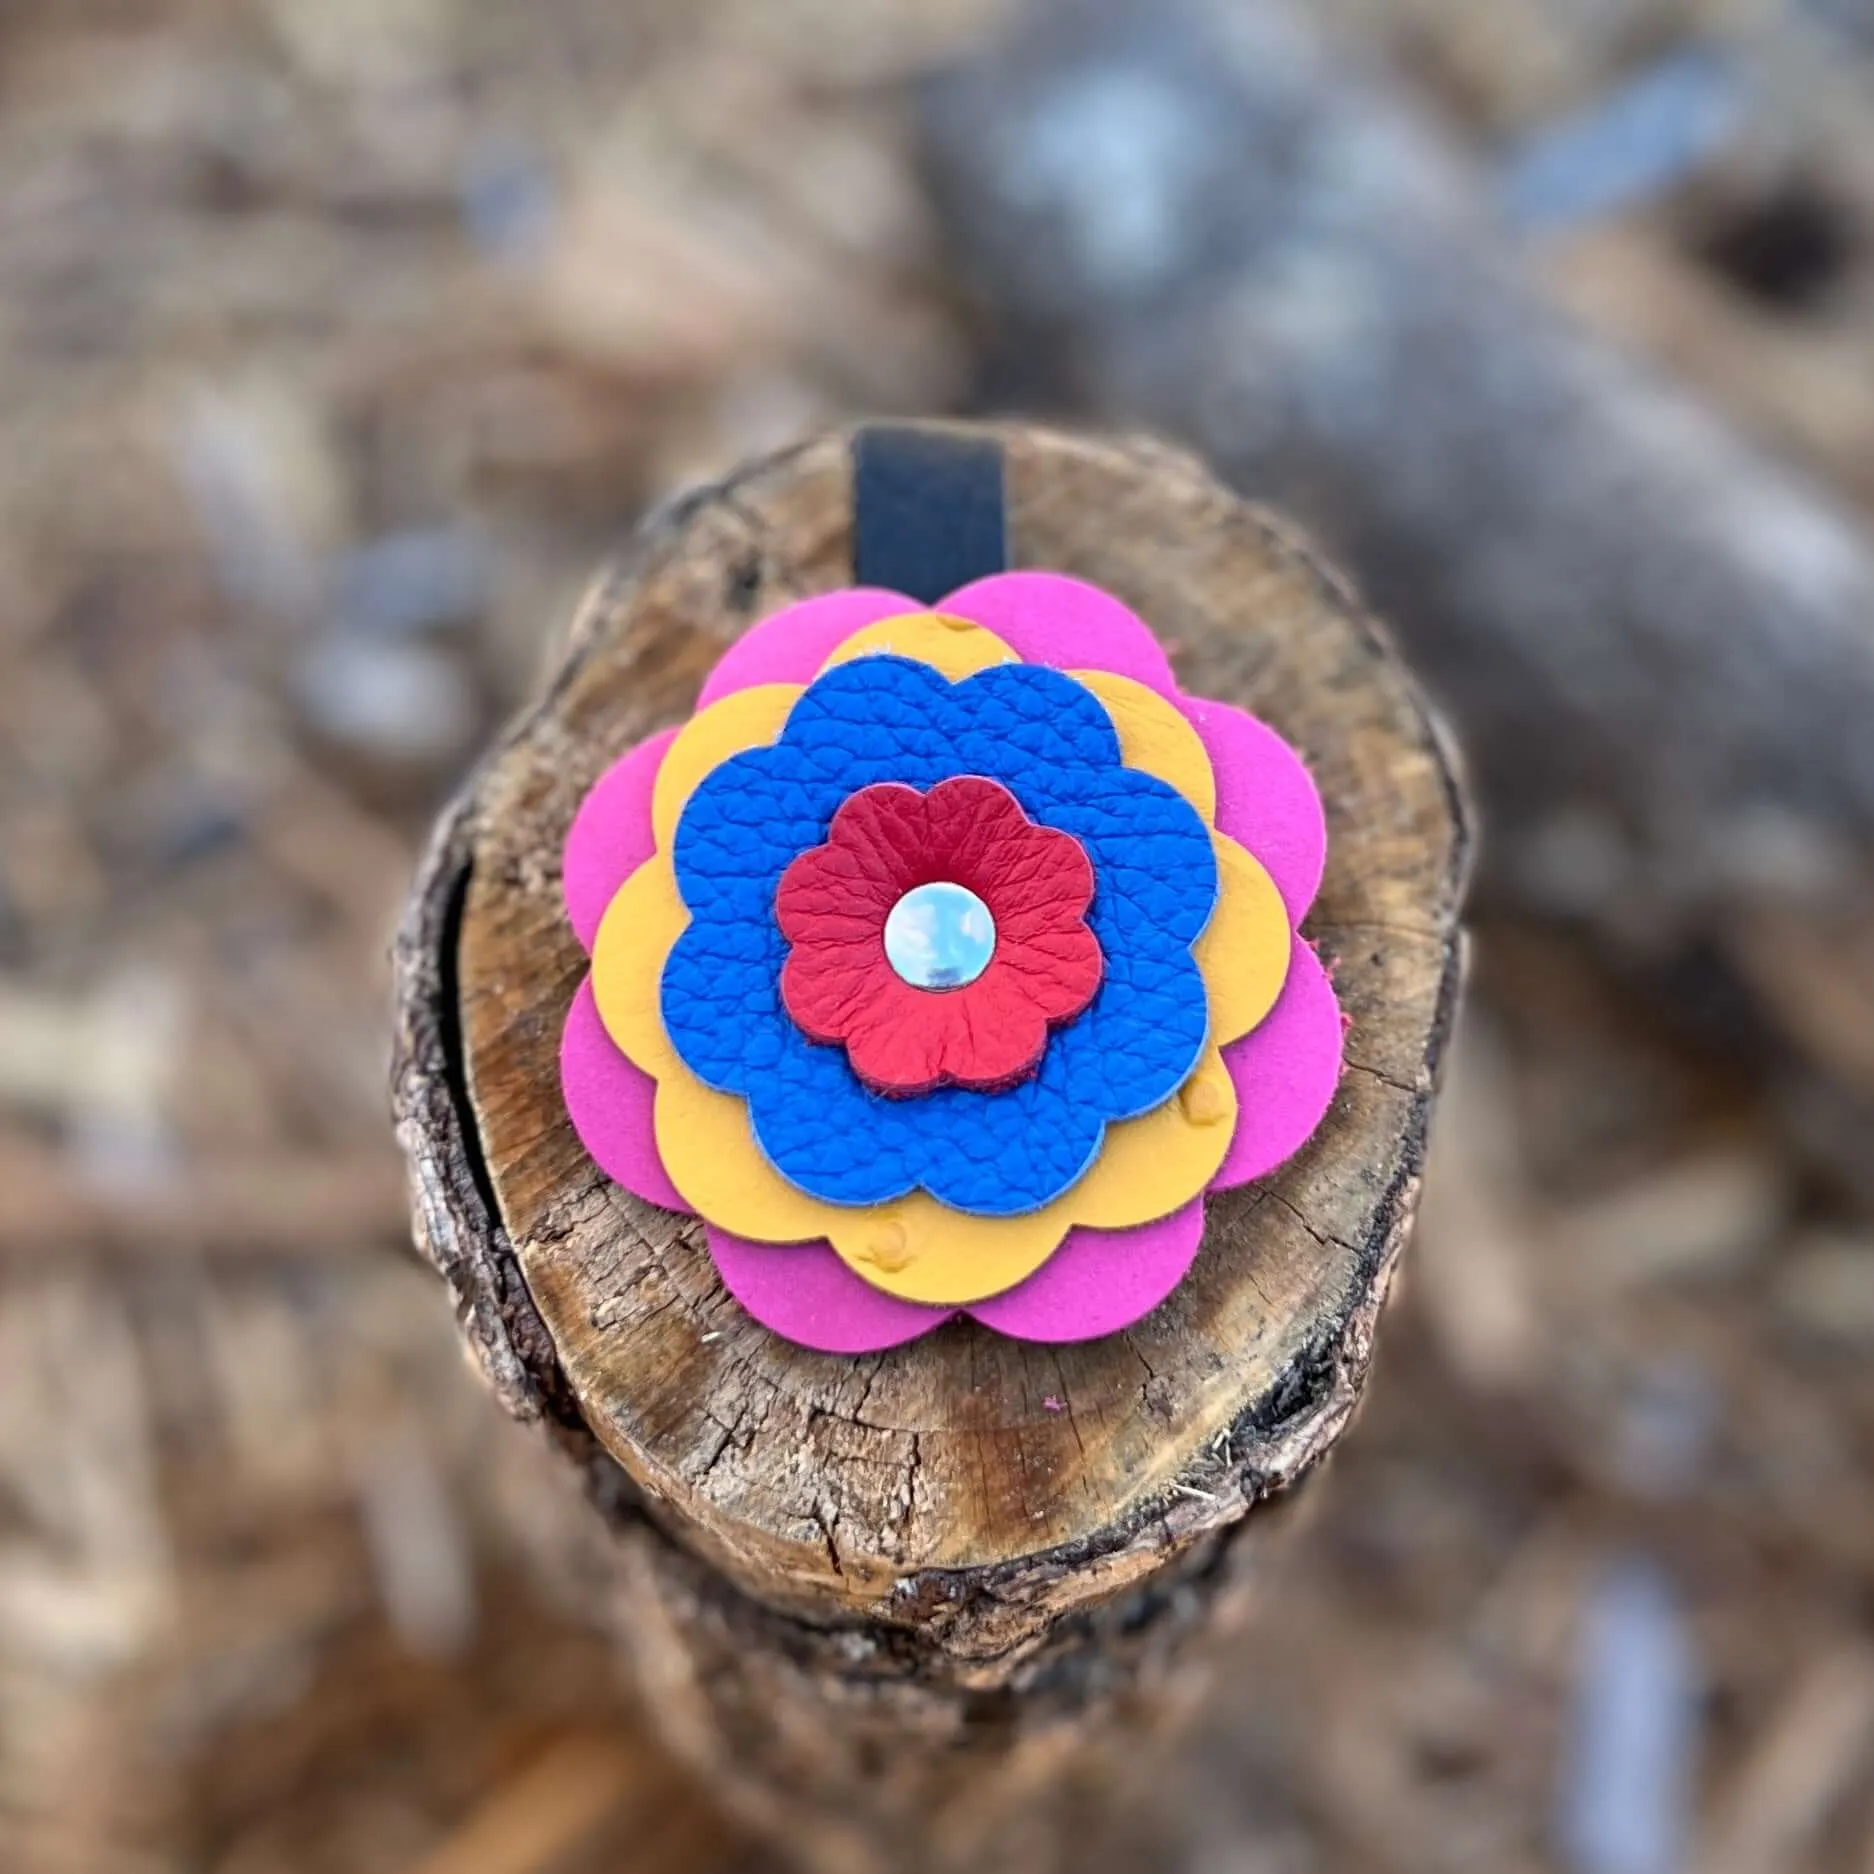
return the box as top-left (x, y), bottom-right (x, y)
top-left (8, 1), bottom-right (1874, 1871)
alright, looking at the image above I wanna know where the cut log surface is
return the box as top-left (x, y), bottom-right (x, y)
top-left (393, 423), bottom-right (1468, 1867)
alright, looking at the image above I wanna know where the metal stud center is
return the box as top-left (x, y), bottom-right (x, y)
top-left (883, 881), bottom-right (996, 991)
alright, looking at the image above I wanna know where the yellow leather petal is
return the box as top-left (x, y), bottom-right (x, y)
top-left (591, 856), bottom-right (687, 1077)
top-left (653, 1067), bottom-right (832, 1242)
top-left (1056, 1046), bottom-right (1238, 1233)
top-left (1070, 670), bottom-right (1217, 824)
top-left (817, 612), bottom-right (1017, 682)
top-left (1065, 673), bottom-right (1291, 1046)
top-left (650, 683), bottom-right (801, 850)
top-left (825, 1195), bottom-right (1073, 1306)
top-left (1196, 835), bottom-right (1292, 1046)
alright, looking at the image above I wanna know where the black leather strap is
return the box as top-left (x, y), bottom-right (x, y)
top-left (850, 425), bottom-right (1008, 603)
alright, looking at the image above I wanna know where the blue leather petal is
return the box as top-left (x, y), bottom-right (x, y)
top-left (662, 656), bottom-right (1217, 1215)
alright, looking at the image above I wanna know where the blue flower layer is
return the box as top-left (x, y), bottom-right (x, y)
top-left (663, 656), bottom-right (1217, 1216)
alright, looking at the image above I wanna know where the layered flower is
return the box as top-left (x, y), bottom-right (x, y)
top-left (560, 574), bottom-right (1344, 1352)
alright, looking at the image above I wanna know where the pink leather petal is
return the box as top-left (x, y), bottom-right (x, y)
top-left (1184, 698), bottom-right (1327, 922)
top-left (707, 1225), bottom-right (953, 1353)
top-left (560, 980), bottom-right (689, 1212)
top-left (706, 1200), bottom-right (1211, 1353)
top-left (968, 1201), bottom-right (1207, 1342)
top-left (563, 727), bottom-right (677, 952)
top-left (940, 571), bottom-right (1179, 696)
top-left (1213, 940), bottom-right (1345, 1190)
top-left (696, 588), bottom-right (921, 706)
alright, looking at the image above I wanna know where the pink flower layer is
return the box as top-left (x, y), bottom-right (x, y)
top-left (560, 574), bottom-right (1343, 1351)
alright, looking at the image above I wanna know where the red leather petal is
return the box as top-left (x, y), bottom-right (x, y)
top-left (995, 920), bottom-right (1104, 1022)
top-left (938, 970), bottom-right (1053, 1089)
top-left (921, 775), bottom-right (1032, 877)
top-left (842, 967), bottom-right (1053, 1096)
top-left (774, 789), bottom-right (923, 946)
top-left (841, 975), bottom-right (962, 1095)
top-left (777, 775), bottom-right (1104, 1096)
top-left (921, 776), bottom-right (1095, 937)
top-left (823, 783), bottom-right (931, 891)
top-left (984, 850), bottom-right (1096, 940)
top-left (780, 941), bottom-right (890, 1045)
top-left (774, 849), bottom-right (895, 947)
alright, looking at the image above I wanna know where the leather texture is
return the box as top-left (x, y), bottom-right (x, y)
top-left (776, 775), bottom-right (1101, 1096)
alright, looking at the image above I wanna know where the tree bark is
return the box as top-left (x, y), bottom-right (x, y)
top-left (390, 423), bottom-right (1469, 1873)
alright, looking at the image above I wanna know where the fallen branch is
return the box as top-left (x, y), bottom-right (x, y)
top-left (922, 0), bottom-right (1874, 1107)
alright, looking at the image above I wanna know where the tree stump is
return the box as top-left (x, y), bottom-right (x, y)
top-left (391, 424), bottom-right (1470, 1874)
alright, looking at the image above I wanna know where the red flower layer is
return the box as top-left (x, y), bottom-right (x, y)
top-left (775, 776), bottom-right (1102, 1096)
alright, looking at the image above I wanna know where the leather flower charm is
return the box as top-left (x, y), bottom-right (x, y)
top-left (559, 574), bottom-right (1344, 1352)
